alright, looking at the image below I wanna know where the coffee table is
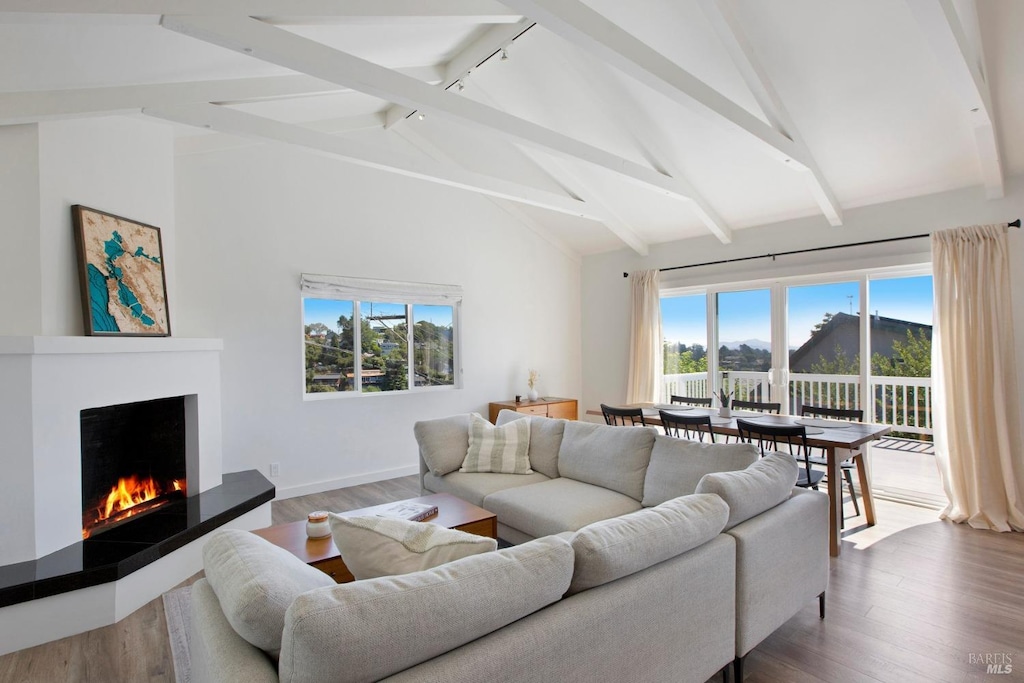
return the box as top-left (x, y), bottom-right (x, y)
top-left (252, 492), bottom-right (497, 583)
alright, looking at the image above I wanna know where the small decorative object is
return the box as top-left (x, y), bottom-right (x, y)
top-left (717, 388), bottom-right (733, 418)
top-left (527, 369), bottom-right (539, 401)
top-left (515, 394), bottom-right (522, 403)
top-left (72, 205), bottom-right (170, 336)
top-left (306, 510), bottom-right (331, 539)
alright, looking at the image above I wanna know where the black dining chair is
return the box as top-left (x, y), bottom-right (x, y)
top-left (659, 410), bottom-right (716, 443)
top-left (600, 404), bottom-right (647, 426)
top-left (735, 419), bottom-right (824, 490)
top-left (799, 405), bottom-right (864, 518)
top-left (731, 399), bottom-right (781, 414)
top-left (669, 395), bottom-right (713, 407)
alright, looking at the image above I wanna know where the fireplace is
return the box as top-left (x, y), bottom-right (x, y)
top-left (80, 396), bottom-right (189, 539)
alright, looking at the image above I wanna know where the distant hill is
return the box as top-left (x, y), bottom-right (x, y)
top-left (720, 339), bottom-right (771, 351)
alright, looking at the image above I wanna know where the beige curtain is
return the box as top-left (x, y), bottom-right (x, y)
top-left (626, 269), bottom-right (663, 404)
top-left (932, 224), bottom-right (1024, 531)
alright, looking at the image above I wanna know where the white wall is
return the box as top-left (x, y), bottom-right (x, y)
top-left (36, 117), bottom-right (176, 336)
top-left (174, 143), bottom-right (582, 495)
top-left (0, 125), bottom-right (41, 334)
top-left (581, 176), bottom-right (1024, 426)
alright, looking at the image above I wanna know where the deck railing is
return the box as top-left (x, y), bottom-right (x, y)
top-left (660, 371), bottom-right (932, 436)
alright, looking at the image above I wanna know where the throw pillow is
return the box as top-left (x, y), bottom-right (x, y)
top-left (495, 409), bottom-right (565, 479)
top-left (460, 412), bottom-right (532, 474)
top-left (414, 413), bottom-right (472, 476)
top-left (695, 452), bottom-right (798, 529)
top-left (202, 529), bottom-right (336, 656)
top-left (641, 435), bottom-right (759, 506)
top-left (329, 513), bottom-right (497, 580)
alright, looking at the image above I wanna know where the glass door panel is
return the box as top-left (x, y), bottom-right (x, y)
top-left (660, 294), bottom-right (709, 401)
top-left (716, 289), bottom-right (771, 403)
top-left (787, 281), bottom-right (861, 413)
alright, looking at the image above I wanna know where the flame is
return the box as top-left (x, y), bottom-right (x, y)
top-left (82, 476), bottom-right (187, 539)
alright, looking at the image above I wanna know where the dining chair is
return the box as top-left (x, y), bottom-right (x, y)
top-left (669, 395), bottom-right (713, 407)
top-left (735, 419), bottom-right (823, 490)
top-left (659, 410), bottom-right (715, 443)
top-left (731, 399), bottom-right (781, 414)
top-left (600, 404), bottom-right (647, 426)
top-left (799, 405), bottom-right (863, 518)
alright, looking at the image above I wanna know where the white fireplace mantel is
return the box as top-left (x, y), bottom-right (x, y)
top-left (0, 335), bottom-right (225, 565)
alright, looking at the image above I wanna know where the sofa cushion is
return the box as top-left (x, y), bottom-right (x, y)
top-left (202, 529), bottom-right (335, 655)
top-left (414, 413), bottom-right (470, 476)
top-left (483, 477), bottom-right (642, 538)
top-left (557, 421), bottom-right (655, 501)
top-left (567, 493), bottom-right (729, 595)
top-left (422, 470), bottom-right (551, 508)
top-left (642, 435), bottom-right (759, 506)
top-left (695, 452), bottom-right (798, 529)
top-left (278, 536), bottom-right (574, 683)
top-left (329, 514), bottom-right (496, 580)
top-left (495, 409), bottom-right (565, 479)
top-left (460, 413), bottom-right (532, 474)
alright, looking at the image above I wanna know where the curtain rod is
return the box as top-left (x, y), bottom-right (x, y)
top-left (622, 219), bottom-right (1021, 277)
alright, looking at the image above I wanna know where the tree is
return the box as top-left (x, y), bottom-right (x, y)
top-left (872, 329), bottom-right (931, 378)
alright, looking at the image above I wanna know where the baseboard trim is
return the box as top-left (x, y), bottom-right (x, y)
top-left (274, 465), bottom-right (420, 500)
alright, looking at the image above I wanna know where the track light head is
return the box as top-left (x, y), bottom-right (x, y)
top-left (500, 48), bottom-right (508, 61)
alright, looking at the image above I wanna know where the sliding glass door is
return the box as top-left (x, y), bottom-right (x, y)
top-left (715, 289), bottom-right (772, 403)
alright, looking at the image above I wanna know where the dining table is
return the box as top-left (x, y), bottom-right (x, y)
top-left (588, 404), bottom-right (892, 557)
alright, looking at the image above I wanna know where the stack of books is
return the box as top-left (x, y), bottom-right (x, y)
top-left (376, 501), bottom-right (439, 522)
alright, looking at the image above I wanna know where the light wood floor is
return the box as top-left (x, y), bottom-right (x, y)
top-left (2, 476), bottom-right (1021, 683)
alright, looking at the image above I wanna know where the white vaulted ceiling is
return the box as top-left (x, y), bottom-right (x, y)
top-left (2, 0), bottom-right (1020, 256)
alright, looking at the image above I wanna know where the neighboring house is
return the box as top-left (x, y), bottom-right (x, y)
top-left (789, 312), bottom-right (932, 373)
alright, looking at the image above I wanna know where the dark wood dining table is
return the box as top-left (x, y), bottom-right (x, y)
top-left (588, 405), bottom-right (892, 557)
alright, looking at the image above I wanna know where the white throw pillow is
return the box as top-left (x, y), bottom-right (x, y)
top-left (329, 513), bottom-right (497, 580)
top-left (459, 412), bottom-right (532, 474)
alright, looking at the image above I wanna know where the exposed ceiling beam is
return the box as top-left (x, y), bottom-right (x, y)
top-left (498, 0), bottom-right (810, 169)
top-left (905, 0), bottom-right (1003, 198)
top-left (0, 67), bottom-right (442, 126)
top-left (176, 112), bottom-right (386, 156)
top-left (549, 46), bottom-right (732, 243)
top-left (384, 19), bottom-right (532, 129)
top-left (471, 82), bottom-right (648, 255)
top-left (160, 14), bottom-right (700, 203)
top-left (697, 0), bottom-right (842, 226)
top-left (0, 1), bottom-right (521, 24)
top-left (393, 126), bottom-right (580, 262)
top-left (144, 103), bottom-right (604, 220)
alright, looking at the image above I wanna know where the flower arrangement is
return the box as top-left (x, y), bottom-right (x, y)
top-left (527, 369), bottom-right (538, 390)
top-left (716, 387), bottom-right (733, 408)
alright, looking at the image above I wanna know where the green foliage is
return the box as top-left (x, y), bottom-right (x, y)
top-left (810, 344), bottom-right (860, 375)
top-left (663, 343), bottom-right (708, 374)
top-left (872, 329), bottom-right (932, 377)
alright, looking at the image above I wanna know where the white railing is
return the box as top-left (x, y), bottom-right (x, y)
top-left (660, 370), bottom-right (933, 435)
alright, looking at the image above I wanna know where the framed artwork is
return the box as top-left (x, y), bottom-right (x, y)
top-left (72, 205), bottom-right (171, 336)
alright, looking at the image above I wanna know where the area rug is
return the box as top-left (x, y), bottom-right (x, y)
top-left (162, 585), bottom-right (193, 683)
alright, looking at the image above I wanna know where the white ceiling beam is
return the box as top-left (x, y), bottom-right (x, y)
top-left (392, 126), bottom-right (580, 262)
top-left (160, 14), bottom-right (699, 203)
top-left (0, 67), bottom-right (442, 126)
top-left (144, 103), bottom-right (603, 220)
top-left (549, 47), bottom-right (732, 244)
top-left (905, 0), bottom-right (1003, 198)
top-left (0, 1), bottom-right (521, 23)
top-left (384, 19), bottom-right (532, 129)
top-left (176, 112), bottom-right (386, 156)
top-left (498, 0), bottom-right (810, 170)
top-left (697, 0), bottom-right (842, 226)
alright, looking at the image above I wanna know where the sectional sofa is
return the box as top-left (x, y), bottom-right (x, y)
top-left (186, 411), bottom-right (828, 683)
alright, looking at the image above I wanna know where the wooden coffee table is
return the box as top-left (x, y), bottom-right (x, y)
top-left (252, 492), bottom-right (497, 583)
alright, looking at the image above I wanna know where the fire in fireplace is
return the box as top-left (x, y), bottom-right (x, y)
top-left (80, 396), bottom-right (188, 539)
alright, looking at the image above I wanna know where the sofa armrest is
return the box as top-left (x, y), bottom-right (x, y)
top-left (189, 578), bottom-right (279, 683)
top-left (726, 488), bottom-right (829, 657)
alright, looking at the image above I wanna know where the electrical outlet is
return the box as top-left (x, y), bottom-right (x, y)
top-left (270, 462), bottom-right (280, 477)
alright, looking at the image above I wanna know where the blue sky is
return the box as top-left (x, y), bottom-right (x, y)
top-left (662, 275), bottom-right (933, 347)
top-left (303, 299), bottom-right (453, 330)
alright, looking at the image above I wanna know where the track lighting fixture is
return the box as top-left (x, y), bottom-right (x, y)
top-left (457, 80), bottom-right (465, 91)
top-left (500, 48), bottom-right (508, 61)
top-left (418, 112), bottom-right (426, 120)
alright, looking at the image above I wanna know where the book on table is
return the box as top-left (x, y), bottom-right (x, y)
top-left (376, 502), bottom-right (439, 522)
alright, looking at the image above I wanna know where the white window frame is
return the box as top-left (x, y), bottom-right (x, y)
top-left (300, 274), bottom-right (463, 400)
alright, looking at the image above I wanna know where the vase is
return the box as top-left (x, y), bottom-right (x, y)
top-left (718, 406), bottom-right (731, 418)
top-left (527, 388), bottom-right (539, 401)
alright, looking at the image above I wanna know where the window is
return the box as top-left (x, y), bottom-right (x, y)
top-left (301, 275), bottom-right (461, 397)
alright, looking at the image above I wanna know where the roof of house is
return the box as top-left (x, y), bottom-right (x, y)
top-left (788, 312), bottom-right (932, 368)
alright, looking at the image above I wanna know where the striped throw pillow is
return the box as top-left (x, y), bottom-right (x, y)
top-left (460, 413), bottom-right (533, 474)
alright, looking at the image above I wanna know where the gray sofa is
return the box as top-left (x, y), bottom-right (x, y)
top-left (416, 410), bottom-right (830, 677)
top-left (186, 411), bottom-right (828, 683)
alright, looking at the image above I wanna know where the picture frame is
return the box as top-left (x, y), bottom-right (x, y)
top-left (72, 205), bottom-right (171, 336)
